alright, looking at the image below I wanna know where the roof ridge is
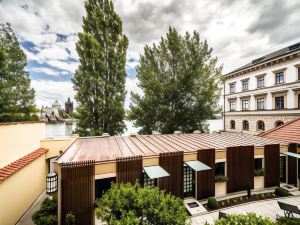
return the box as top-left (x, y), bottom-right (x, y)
top-left (260, 117), bottom-right (300, 137)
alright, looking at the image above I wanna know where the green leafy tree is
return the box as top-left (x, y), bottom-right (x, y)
top-left (73, 0), bottom-right (128, 136)
top-left (0, 23), bottom-right (35, 118)
top-left (128, 27), bottom-right (222, 134)
top-left (212, 213), bottom-right (275, 225)
top-left (96, 182), bottom-right (190, 225)
top-left (32, 198), bottom-right (57, 225)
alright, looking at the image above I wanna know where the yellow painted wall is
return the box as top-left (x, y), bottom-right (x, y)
top-left (41, 137), bottom-right (77, 159)
top-left (0, 154), bottom-right (48, 225)
top-left (0, 123), bottom-right (45, 167)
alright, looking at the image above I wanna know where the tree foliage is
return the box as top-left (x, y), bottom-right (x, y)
top-left (0, 23), bottom-right (35, 117)
top-left (32, 198), bottom-right (57, 225)
top-left (212, 213), bottom-right (275, 225)
top-left (96, 182), bottom-right (190, 225)
top-left (73, 0), bottom-right (128, 136)
top-left (128, 27), bottom-right (222, 134)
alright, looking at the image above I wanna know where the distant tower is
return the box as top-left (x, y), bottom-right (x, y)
top-left (65, 97), bottom-right (73, 115)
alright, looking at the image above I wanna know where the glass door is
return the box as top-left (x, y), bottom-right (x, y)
top-left (183, 166), bottom-right (195, 198)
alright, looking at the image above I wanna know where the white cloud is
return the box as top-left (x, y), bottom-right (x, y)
top-left (125, 77), bottom-right (142, 109)
top-left (31, 67), bottom-right (61, 77)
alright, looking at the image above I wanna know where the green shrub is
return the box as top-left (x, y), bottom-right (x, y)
top-left (65, 212), bottom-right (75, 225)
top-left (215, 175), bottom-right (229, 183)
top-left (0, 113), bottom-right (39, 122)
top-left (207, 197), bottom-right (218, 209)
top-left (32, 198), bottom-right (57, 225)
top-left (275, 187), bottom-right (289, 197)
top-left (214, 213), bottom-right (275, 225)
top-left (254, 168), bottom-right (264, 176)
top-left (277, 216), bottom-right (300, 225)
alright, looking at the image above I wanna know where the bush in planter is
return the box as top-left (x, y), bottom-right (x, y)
top-left (207, 197), bottom-right (218, 209)
top-left (254, 168), bottom-right (264, 176)
top-left (32, 198), bottom-right (57, 225)
top-left (275, 187), bottom-right (289, 197)
top-left (214, 213), bottom-right (275, 224)
top-left (65, 212), bottom-right (75, 225)
top-left (277, 216), bottom-right (300, 225)
top-left (215, 175), bottom-right (229, 183)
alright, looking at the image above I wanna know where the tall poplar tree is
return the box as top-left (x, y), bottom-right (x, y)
top-left (73, 0), bottom-right (128, 136)
top-left (0, 23), bottom-right (35, 118)
top-left (128, 27), bottom-right (222, 134)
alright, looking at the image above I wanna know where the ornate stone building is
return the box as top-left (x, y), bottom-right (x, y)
top-left (65, 97), bottom-right (74, 115)
top-left (223, 42), bottom-right (300, 134)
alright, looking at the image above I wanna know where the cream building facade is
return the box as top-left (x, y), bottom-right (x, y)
top-left (223, 42), bottom-right (300, 134)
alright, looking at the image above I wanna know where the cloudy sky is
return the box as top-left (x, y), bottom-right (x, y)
top-left (0, 0), bottom-right (299, 110)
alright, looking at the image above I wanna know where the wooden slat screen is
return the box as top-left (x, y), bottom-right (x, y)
top-left (61, 160), bottom-right (95, 225)
top-left (227, 146), bottom-right (254, 193)
top-left (288, 143), bottom-right (297, 186)
top-left (264, 144), bottom-right (280, 187)
top-left (197, 149), bottom-right (215, 200)
top-left (116, 155), bottom-right (143, 184)
top-left (159, 151), bottom-right (184, 198)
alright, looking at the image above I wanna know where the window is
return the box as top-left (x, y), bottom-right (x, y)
top-left (143, 173), bottom-right (155, 188)
top-left (298, 67), bottom-right (300, 80)
top-left (255, 158), bottom-right (263, 170)
top-left (275, 71), bottom-right (284, 84)
top-left (275, 96), bottom-right (284, 109)
top-left (242, 80), bottom-right (248, 91)
top-left (229, 102), bottom-right (236, 111)
top-left (243, 120), bottom-right (249, 130)
top-left (229, 83), bottom-right (235, 93)
top-left (183, 166), bottom-right (195, 197)
top-left (280, 156), bottom-right (286, 183)
top-left (215, 162), bottom-right (225, 176)
top-left (298, 94), bottom-right (300, 109)
top-left (257, 98), bottom-right (265, 110)
top-left (257, 121), bottom-right (265, 131)
top-left (242, 99), bottom-right (249, 111)
top-left (275, 120), bottom-right (284, 127)
top-left (257, 77), bottom-right (265, 88)
top-left (230, 120), bottom-right (235, 129)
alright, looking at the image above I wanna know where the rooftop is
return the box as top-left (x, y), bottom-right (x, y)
top-left (260, 117), bottom-right (300, 144)
top-left (0, 148), bottom-right (48, 183)
top-left (56, 132), bottom-right (287, 163)
top-left (225, 42), bottom-right (300, 76)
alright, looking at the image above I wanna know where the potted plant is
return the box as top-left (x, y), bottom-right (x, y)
top-left (215, 176), bottom-right (229, 196)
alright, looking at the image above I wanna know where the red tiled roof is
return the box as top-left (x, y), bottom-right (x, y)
top-left (260, 117), bottom-right (300, 144)
top-left (0, 121), bottom-right (45, 127)
top-left (0, 148), bottom-right (48, 183)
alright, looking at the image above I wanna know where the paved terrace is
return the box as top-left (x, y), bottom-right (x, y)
top-left (191, 196), bottom-right (300, 225)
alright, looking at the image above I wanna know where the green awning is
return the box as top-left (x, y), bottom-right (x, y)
top-left (185, 160), bottom-right (211, 171)
top-left (282, 152), bottom-right (300, 159)
top-left (143, 165), bottom-right (170, 179)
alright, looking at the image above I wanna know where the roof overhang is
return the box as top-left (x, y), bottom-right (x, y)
top-left (185, 160), bottom-right (211, 171)
top-left (143, 165), bottom-right (170, 179)
top-left (282, 152), bottom-right (300, 159)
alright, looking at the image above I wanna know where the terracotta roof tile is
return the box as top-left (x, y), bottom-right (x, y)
top-left (260, 117), bottom-right (300, 144)
top-left (0, 148), bottom-right (48, 183)
top-left (0, 121), bottom-right (45, 127)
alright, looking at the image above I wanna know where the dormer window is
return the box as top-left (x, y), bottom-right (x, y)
top-left (229, 83), bottom-right (235, 93)
top-left (275, 71), bottom-right (284, 84)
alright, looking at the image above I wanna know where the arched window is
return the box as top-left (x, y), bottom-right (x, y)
top-left (230, 120), bottom-right (235, 129)
top-left (242, 120), bottom-right (249, 131)
top-left (275, 120), bottom-right (284, 127)
top-left (257, 121), bottom-right (265, 131)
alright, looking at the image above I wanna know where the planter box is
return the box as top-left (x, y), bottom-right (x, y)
top-left (215, 182), bottom-right (227, 197)
top-left (254, 176), bottom-right (264, 190)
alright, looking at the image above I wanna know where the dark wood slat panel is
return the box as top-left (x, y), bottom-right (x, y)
top-left (197, 149), bottom-right (215, 199)
top-left (116, 155), bottom-right (143, 184)
top-left (159, 151), bottom-right (184, 198)
top-left (264, 144), bottom-right (280, 187)
top-left (227, 146), bottom-right (254, 193)
top-left (61, 160), bottom-right (95, 225)
top-left (288, 143), bottom-right (297, 186)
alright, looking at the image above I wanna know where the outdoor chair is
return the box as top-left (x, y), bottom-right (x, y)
top-left (277, 201), bottom-right (300, 218)
top-left (218, 211), bottom-right (227, 219)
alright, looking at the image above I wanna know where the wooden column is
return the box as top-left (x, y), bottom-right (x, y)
top-left (227, 146), bottom-right (254, 193)
top-left (159, 151), bottom-right (184, 198)
top-left (288, 143), bottom-right (297, 186)
top-left (116, 155), bottom-right (143, 184)
top-left (197, 149), bottom-right (215, 200)
top-left (264, 144), bottom-right (280, 187)
top-left (61, 161), bottom-right (95, 225)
